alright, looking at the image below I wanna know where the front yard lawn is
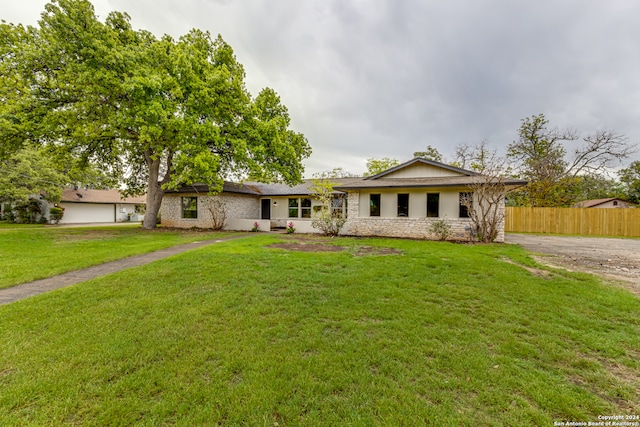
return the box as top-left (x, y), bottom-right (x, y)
top-left (0, 234), bottom-right (638, 425)
top-left (0, 225), bottom-right (231, 289)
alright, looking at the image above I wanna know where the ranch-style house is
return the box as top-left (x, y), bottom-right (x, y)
top-left (160, 158), bottom-right (527, 242)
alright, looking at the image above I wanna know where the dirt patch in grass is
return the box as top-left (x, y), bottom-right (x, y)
top-left (55, 230), bottom-right (120, 241)
top-left (268, 236), bottom-right (403, 257)
top-left (350, 246), bottom-right (403, 257)
top-left (269, 242), bottom-right (345, 253)
top-left (500, 257), bottom-right (555, 279)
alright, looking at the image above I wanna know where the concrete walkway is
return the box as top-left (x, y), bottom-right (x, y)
top-left (0, 235), bottom-right (249, 306)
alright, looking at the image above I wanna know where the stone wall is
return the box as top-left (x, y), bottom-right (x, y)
top-left (343, 216), bottom-right (477, 241)
top-left (161, 192), bottom-right (260, 229)
top-left (341, 190), bottom-right (507, 242)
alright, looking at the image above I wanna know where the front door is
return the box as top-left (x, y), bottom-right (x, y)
top-left (261, 199), bottom-right (271, 220)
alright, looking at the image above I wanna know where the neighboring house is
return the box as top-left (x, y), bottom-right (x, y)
top-left (161, 158), bottom-right (527, 242)
top-left (44, 188), bottom-right (146, 224)
top-left (572, 198), bottom-right (637, 209)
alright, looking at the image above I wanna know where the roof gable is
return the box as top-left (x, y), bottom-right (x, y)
top-left (365, 158), bottom-right (476, 180)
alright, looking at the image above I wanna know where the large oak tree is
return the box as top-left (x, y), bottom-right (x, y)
top-left (0, 0), bottom-right (311, 228)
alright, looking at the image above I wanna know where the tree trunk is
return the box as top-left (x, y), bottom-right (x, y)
top-left (142, 154), bottom-right (163, 230)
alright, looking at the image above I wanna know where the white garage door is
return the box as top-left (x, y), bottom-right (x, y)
top-left (59, 203), bottom-right (115, 224)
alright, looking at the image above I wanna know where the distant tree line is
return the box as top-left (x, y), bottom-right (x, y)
top-left (356, 114), bottom-right (638, 207)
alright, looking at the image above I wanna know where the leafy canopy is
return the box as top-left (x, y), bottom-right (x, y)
top-left (0, 0), bottom-right (311, 228)
top-left (507, 114), bottom-right (634, 207)
top-left (413, 145), bottom-right (443, 162)
top-left (618, 160), bottom-right (640, 204)
top-left (364, 157), bottom-right (399, 177)
top-left (0, 147), bottom-right (68, 204)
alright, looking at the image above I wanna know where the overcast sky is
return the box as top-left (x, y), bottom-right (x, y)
top-left (3, 0), bottom-right (640, 176)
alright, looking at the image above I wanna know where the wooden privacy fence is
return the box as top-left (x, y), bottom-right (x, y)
top-left (505, 207), bottom-right (640, 237)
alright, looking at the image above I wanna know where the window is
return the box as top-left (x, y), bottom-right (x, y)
top-left (331, 196), bottom-right (346, 218)
top-left (370, 194), bottom-right (381, 217)
top-left (427, 193), bottom-right (439, 217)
top-left (397, 193), bottom-right (409, 217)
top-left (288, 198), bottom-right (311, 218)
top-left (613, 200), bottom-right (619, 206)
top-left (181, 197), bottom-right (198, 219)
top-left (301, 198), bottom-right (312, 218)
top-left (288, 198), bottom-right (299, 218)
top-left (459, 192), bottom-right (472, 218)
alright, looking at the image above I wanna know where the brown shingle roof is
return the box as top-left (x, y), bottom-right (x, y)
top-left (572, 198), bottom-right (636, 208)
top-left (166, 178), bottom-right (365, 196)
top-left (61, 188), bottom-right (146, 204)
top-left (167, 175), bottom-right (528, 196)
top-left (163, 182), bottom-right (263, 195)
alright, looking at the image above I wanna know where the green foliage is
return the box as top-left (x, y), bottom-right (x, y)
top-left (364, 157), bottom-right (399, 177)
top-left (11, 200), bottom-right (34, 224)
top-left (413, 145), bottom-right (443, 162)
top-left (320, 167), bottom-right (358, 178)
top-left (0, 235), bottom-right (638, 424)
top-left (0, 147), bottom-right (68, 204)
top-left (52, 150), bottom-right (118, 190)
top-left (566, 175), bottom-right (625, 204)
top-left (49, 206), bottom-right (65, 224)
top-left (286, 221), bottom-right (295, 234)
top-left (309, 175), bottom-right (347, 236)
top-left (429, 217), bottom-right (452, 241)
top-left (0, 21), bottom-right (38, 159)
top-left (0, 0), bottom-right (310, 229)
top-left (0, 226), bottom-right (231, 288)
top-left (618, 160), bottom-right (640, 204)
top-left (507, 114), bottom-right (570, 206)
top-left (508, 114), bottom-right (633, 207)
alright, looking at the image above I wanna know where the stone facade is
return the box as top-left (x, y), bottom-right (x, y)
top-left (341, 190), bottom-right (506, 242)
top-left (161, 189), bottom-right (507, 242)
top-left (161, 192), bottom-right (260, 229)
top-left (343, 216), bottom-right (477, 240)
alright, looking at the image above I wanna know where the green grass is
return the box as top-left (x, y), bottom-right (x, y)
top-left (1, 234), bottom-right (639, 426)
top-left (0, 225), bottom-right (232, 288)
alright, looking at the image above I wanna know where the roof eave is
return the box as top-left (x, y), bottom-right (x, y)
top-left (337, 180), bottom-right (528, 190)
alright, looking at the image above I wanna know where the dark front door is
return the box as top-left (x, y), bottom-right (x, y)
top-left (261, 199), bottom-right (271, 220)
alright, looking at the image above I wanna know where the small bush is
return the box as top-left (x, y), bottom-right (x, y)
top-left (429, 218), bottom-right (451, 241)
top-left (311, 210), bottom-right (346, 237)
top-left (286, 221), bottom-right (295, 234)
top-left (49, 207), bottom-right (65, 224)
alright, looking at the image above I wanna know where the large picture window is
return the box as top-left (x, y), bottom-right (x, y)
top-left (427, 193), bottom-right (439, 217)
top-left (397, 193), bottom-right (409, 217)
top-left (370, 194), bottom-right (381, 217)
top-left (459, 192), bottom-right (472, 218)
top-left (181, 197), bottom-right (198, 219)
